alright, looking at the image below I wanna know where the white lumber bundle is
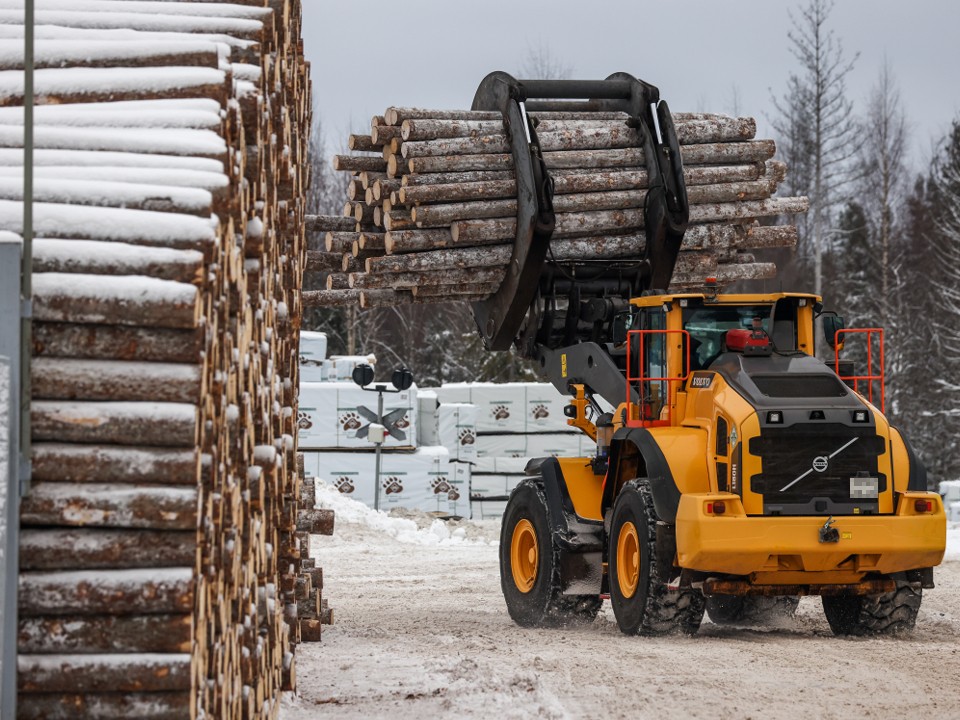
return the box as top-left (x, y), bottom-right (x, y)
top-left (6, 2), bottom-right (324, 717)
top-left (306, 106), bottom-right (807, 309)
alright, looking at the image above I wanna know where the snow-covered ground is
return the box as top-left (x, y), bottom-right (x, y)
top-left (284, 482), bottom-right (960, 719)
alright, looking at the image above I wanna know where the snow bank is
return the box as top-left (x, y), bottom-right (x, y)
top-left (946, 523), bottom-right (960, 562)
top-left (313, 478), bottom-right (496, 547)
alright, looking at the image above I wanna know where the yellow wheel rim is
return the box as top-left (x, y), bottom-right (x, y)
top-left (617, 521), bottom-right (641, 598)
top-left (510, 519), bottom-right (538, 593)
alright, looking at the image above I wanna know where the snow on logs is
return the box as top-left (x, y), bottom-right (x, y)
top-left (2, 2), bottom-right (322, 718)
top-left (304, 108), bottom-right (807, 309)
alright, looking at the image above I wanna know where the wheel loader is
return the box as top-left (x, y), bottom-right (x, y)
top-left (467, 72), bottom-right (946, 636)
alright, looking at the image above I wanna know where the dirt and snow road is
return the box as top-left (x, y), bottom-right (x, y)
top-left (284, 484), bottom-right (960, 719)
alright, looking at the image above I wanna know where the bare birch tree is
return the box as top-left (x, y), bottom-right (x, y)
top-left (519, 41), bottom-right (573, 80)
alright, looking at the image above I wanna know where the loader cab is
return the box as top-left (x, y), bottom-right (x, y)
top-left (625, 292), bottom-right (819, 427)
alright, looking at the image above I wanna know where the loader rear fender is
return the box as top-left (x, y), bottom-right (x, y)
top-left (603, 427), bottom-right (680, 523)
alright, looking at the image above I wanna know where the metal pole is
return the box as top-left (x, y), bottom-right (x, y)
top-left (20, 0), bottom-right (33, 494)
top-left (373, 389), bottom-right (384, 511)
top-left (0, 239), bottom-right (23, 720)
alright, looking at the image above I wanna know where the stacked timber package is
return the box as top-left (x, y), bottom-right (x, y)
top-left (2, 1), bottom-right (329, 718)
top-left (305, 108), bottom-right (808, 308)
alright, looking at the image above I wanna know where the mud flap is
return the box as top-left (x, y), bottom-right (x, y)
top-left (536, 458), bottom-right (605, 596)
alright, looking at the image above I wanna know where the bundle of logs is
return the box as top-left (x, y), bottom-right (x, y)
top-left (2, 2), bottom-right (330, 718)
top-left (304, 108), bottom-right (807, 309)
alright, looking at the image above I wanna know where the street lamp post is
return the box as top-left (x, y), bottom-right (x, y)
top-left (351, 364), bottom-right (413, 512)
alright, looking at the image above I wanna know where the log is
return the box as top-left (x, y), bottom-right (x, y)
top-left (370, 124), bottom-right (401, 145)
top-left (360, 290), bottom-right (487, 308)
top-left (384, 107), bottom-right (502, 125)
top-left (32, 357), bottom-right (201, 403)
top-left (680, 140), bottom-right (777, 165)
top-left (400, 179), bottom-right (517, 206)
top-left (358, 232), bottom-right (386, 251)
top-left (20, 483), bottom-right (198, 530)
top-left (359, 171), bottom-right (387, 189)
top-left (688, 196), bottom-right (809, 223)
top-left (373, 179), bottom-right (400, 201)
top-left (382, 209), bottom-right (416, 231)
top-left (450, 208), bottom-right (647, 244)
top-left (366, 245), bottom-right (512, 274)
top-left (31, 443), bottom-right (198, 484)
top-left (18, 653), bottom-right (191, 693)
top-left (348, 267), bottom-right (506, 289)
top-left (332, 154), bottom-right (385, 173)
top-left (324, 273), bottom-right (349, 290)
top-left (300, 289), bottom-right (362, 308)
top-left (33, 239), bottom-right (205, 284)
top-left (19, 567), bottom-right (194, 616)
top-left (16, 692), bottom-right (190, 720)
top-left (20, 528), bottom-right (196, 570)
top-left (412, 282), bottom-right (499, 297)
top-left (33, 273), bottom-right (201, 330)
top-left (306, 214), bottom-right (356, 232)
top-left (325, 231), bottom-right (360, 253)
top-left (407, 153), bottom-right (514, 174)
top-left (385, 228), bottom-right (495, 255)
top-left (296, 509), bottom-right (335, 535)
top-left (715, 262), bottom-right (778, 283)
top-left (32, 323), bottom-right (203, 363)
top-left (400, 169), bottom-right (516, 187)
top-left (306, 251), bottom-right (346, 272)
top-left (31, 400), bottom-right (197, 447)
top-left (347, 134), bottom-right (379, 152)
top-left (18, 614), bottom-right (192, 654)
top-left (685, 179), bottom-right (776, 205)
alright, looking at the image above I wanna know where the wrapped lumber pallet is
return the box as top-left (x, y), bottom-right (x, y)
top-left (304, 104), bottom-right (807, 309)
top-left (2, 2), bottom-right (328, 718)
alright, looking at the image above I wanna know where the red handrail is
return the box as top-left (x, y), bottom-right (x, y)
top-left (625, 329), bottom-right (690, 428)
top-left (834, 328), bottom-right (884, 413)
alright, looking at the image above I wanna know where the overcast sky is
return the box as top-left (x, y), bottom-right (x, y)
top-left (303, 1), bottom-right (960, 171)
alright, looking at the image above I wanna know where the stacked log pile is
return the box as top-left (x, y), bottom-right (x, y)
top-left (304, 108), bottom-right (807, 309)
top-left (2, 1), bottom-right (328, 718)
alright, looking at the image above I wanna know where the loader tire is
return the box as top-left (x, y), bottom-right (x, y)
top-left (706, 595), bottom-right (800, 625)
top-left (821, 579), bottom-right (922, 636)
top-left (499, 479), bottom-right (601, 627)
top-left (609, 479), bottom-right (704, 636)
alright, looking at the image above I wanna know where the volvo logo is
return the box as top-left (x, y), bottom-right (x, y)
top-left (812, 456), bottom-right (829, 473)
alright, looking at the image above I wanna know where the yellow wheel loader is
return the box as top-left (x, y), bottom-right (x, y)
top-left (467, 72), bottom-right (946, 636)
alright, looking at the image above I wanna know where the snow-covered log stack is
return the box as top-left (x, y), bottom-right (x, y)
top-left (304, 108), bottom-right (807, 309)
top-left (1, 1), bottom-right (318, 718)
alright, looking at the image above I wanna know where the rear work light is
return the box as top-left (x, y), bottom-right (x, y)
top-left (706, 501), bottom-right (726, 515)
top-left (914, 499), bottom-right (933, 513)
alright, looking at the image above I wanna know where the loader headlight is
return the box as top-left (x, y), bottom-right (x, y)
top-left (852, 409), bottom-right (869, 423)
top-left (766, 410), bottom-right (783, 424)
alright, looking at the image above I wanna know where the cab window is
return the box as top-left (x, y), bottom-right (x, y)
top-left (683, 305), bottom-right (773, 370)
